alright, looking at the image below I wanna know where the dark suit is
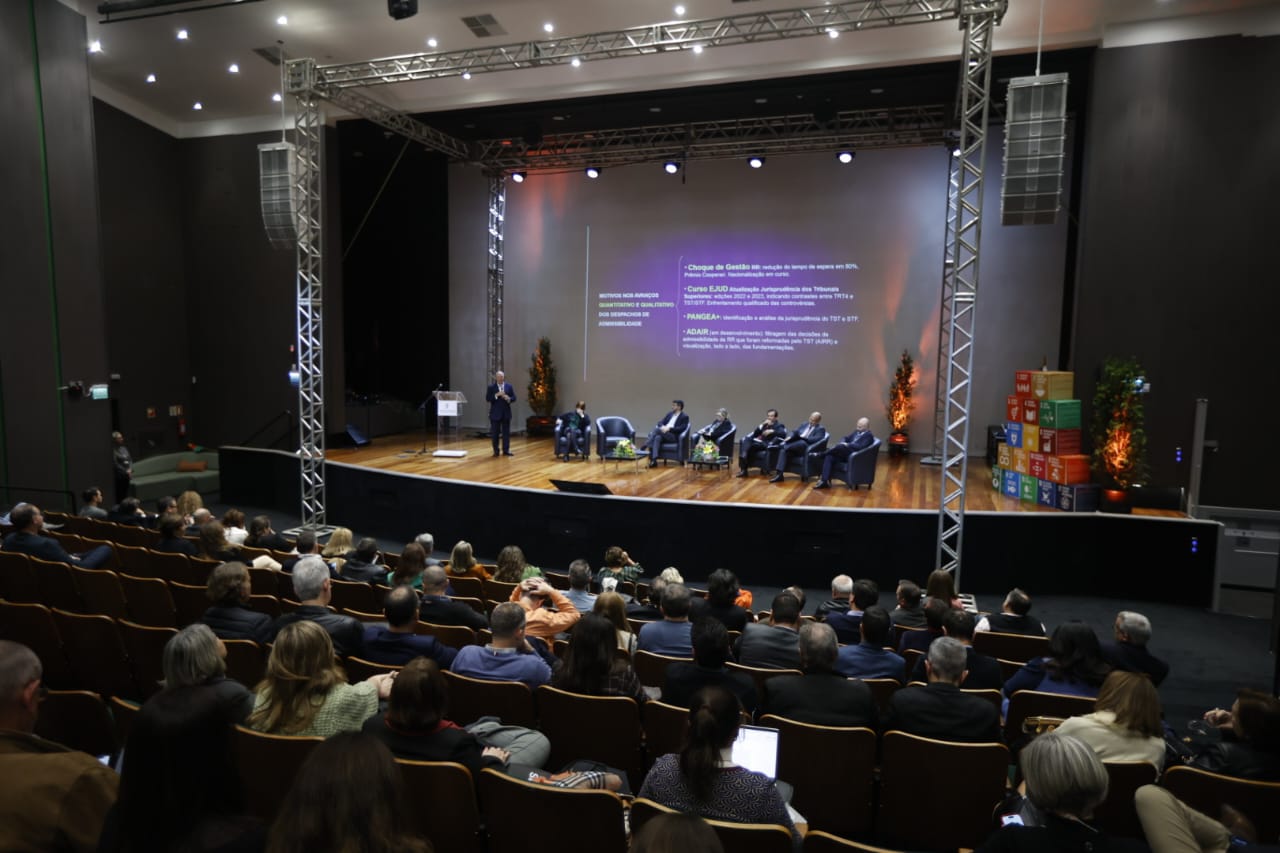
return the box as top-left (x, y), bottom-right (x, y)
top-left (646, 408), bottom-right (690, 463)
top-left (419, 594), bottom-right (489, 631)
top-left (898, 627), bottom-right (944, 654)
top-left (739, 419), bottom-right (787, 472)
top-left (735, 623), bottom-right (801, 670)
top-left (485, 380), bottom-right (516, 455)
top-left (2, 531), bottom-right (112, 570)
top-left (766, 423), bottom-right (827, 474)
top-left (340, 559), bottom-right (388, 585)
top-left (819, 428), bottom-right (876, 483)
top-left (1100, 640), bottom-right (1169, 686)
top-left (909, 646), bottom-right (1003, 690)
top-left (270, 606), bottom-right (365, 657)
top-left (557, 410), bottom-right (591, 458)
top-left (361, 627), bottom-right (458, 668)
top-left (885, 682), bottom-right (1000, 742)
top-left (153, 537), bottom-right (198, 557)
top-left (761, 670), bottom-right (877, 728)
top-left (663, 663), bottom-right (759, 714)
top-left (695, 418), bottom-right (734, 449)
top-left (825, 610), bottom-right (863, 646)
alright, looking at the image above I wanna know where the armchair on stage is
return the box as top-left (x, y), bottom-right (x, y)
top-left (653, 422), bottom-right (692, 467)
top-left (828, 438), bottom-right (882, 489)
top-left (595, 417), bottom-right (637, 458)
top-left (738, 435), bottom-right (777, 475)
top-left (784, 435), bottom-right (831, 482)
top-left (705, 424), bottom-right (737, 460)
top-left (553, 418), bottom-right (593, 461)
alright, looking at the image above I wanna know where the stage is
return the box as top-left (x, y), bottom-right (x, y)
top-left (221, 436), bottom-right (1217, 606)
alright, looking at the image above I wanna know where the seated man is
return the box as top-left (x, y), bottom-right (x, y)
top-left (835, 605), bottom-right (906, 683)
top-left (626, 576), bottom-right (666, 621)
top-left (693, 407), bottom-right (734, 449)
top-left (974, 587), bottom-right (1046, 636)
top-left (509, 577), bottom-right (581, 642)
top-left (280, 530), bottom-right (320, 574)
top-left (736, 592), bottom-right (802, 669)
top-left (766, 411), bottom-right (827, 482)
top-left (644, 399), bottom-right (690, 468)
top-left (908, 608), bottom-right (1002, 690)
top-left (152, 514), bottom-right (199, 557)
top-left (813, 417), bottom-right (875, 489)
top-left (898, 597), bottom-right (948, 654)
top-left (637, 583), bottom-right (695, 656)
top-left (1100, 610), bottom-right (1169, 686)
top-left (815, 574), bottom-right (853, 620)
top-left (884, 637), bottom-right (1000, 742)
top-left (0, 641), bottom-right (118, 851)
top-left (663, 617), bottom-right (758, 714)
top-left (269, 556), bottom-right (365, 656)
top-left (563, 559), bottom-right (597, 614)
top-left (450, 602), bottom-right (558, 689)
top-left (418, 566), bottom-right (489, 631)
top-left (362, 585), bottom-right (458, 668)
top-left (827, 578), bottom-right (880, 645)
top-left (1, 504), bottom-right (113, 569)
top-left (106, 496), bottom-right (149, 527)
top-left (556, 401), bottom-right (591, 461)
top-left (736, 409), bottom-right (787, 477)
top-left (339, 537), bottom-right (388, 584)
top-left (890, 580), bottom-right (927, 629)
top-left (78, 486), bottom-right (108, 519)
top-left (761, 623), bottom-right (877, 727)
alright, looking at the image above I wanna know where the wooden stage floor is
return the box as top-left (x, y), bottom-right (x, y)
top-left (327, 432), bottom-right (1183, 517)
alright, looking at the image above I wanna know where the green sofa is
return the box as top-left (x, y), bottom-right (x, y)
top-left (128, 451), bottom-right (220, 502)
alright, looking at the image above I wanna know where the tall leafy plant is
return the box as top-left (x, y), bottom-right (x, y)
top-left (886, 349), bottom-right (916, 433)
top-left (1091, 356), bottom-right (1148, 489)
top-left (526, 337), bottom-right (557, 417)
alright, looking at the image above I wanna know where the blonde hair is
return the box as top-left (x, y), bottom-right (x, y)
top-left (449, 540), bottom-right (476, 573)
top-left (322, 528), bottom-right (353, 558)
top-left (1095, 671), bottom-right (1162, 738)
top-left (247, 621), bottom-right (346, 734)
top-left (176, 490), bottom-right (204, 519)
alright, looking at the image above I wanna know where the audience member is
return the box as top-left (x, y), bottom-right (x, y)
top-left (245, 514), bottom-right (291, 551)
top-left (908, 609), bottom-right (1002, 689)
top-left (1, 503), bottom-right (113, 569)
top-left (78, 486), bottom-right (108, 519)
top-left (782, 585), bottom-right (806, 613)
top-left (386, 542), bottom-right (428, 590)
top-left (248, 621), bottom-right (391, 737)
top-left (412, 531), bottom-right (441, 566)
top-left (736, 592), bottom-right (802, 670)
top-left (153, 496), bottom-right (180, 527)
top-left (1003, 623), bottom-right (1111, 708)
top-left (761, 622), bottom-right (877, 727)
top-left (446, 539), bottom-right (491, 580)
top-left (152, 513), bottom-right (198, 556)
top-left (627, 577), bottom-right (667, 621)
top-left (925, 568), bottom-right (963, 609)
top-left (1100, 610), bottom-right (1169, 686)
top-left (890, 580), bottom-right (926, 628)
top-left (898, 597), bottom-right (948, 654)
top-left (265, 732), bottom-right (430, 853)
top-left (1056, 671), bottom-right (1165, 769)
top-left (107, 496), bottom-right (149, 527)
top-left (419, 565), bottom-right (489, 631)
top-left (362, 586), bottom-right (458, 668)
top-left (340, 537), bottom-right (387, 584)
top-left (814, 574), bottom-right (853, 620)
top-left (450, 602), bottom-right (558, 689)
top-left (221, 508), bottom-right (248, 544)
top-left (1190, 689), bottom-right (1280, 780)
top-left (1134, 785), bottom-right (1252, 853)
top-left (112, 430), bottom-right (133, 503)
top-left (594, 591), bottom-right (638, 654)
top-left (552, 614), bottom-right (646, 702)
top-left (564, 558), bottom-right (598, 613)
top-left (161, 623), bottom-right (254, 723)
top-left (638, 583), bottom-right (695, 656)
top-left (187, 507), bottom-right (212, 537)
top-left (835, 605), bottom-right (905, 683)
top-left (597, 545), bottom-right (645, 588)
top-left (690, 568), bottom-right (750, 631)
top-left (175, 491), bottom-right (203, 526)
top-left (663, 618), bottom-right (758, 714)
top-left (0, 641), bottom-right (118, 852)
top-left (639, 686), bottom-right (801, 851)
top-left (976, 588), bottom-right (1047, 636)
top-left (494, 544), bottom-right (541, 582)
top-left (197, 521), bottom-right (242, 563)
top-left (98, 685), bottom-right (262, 853)
top-left (321, 526), bottom-right (354, 574)
top-left (270, 556), bottom-right (365, 656)
top-left (885, 637), bottom-right (1000, 742)
top-left (827, 578), bottom-right (879, 645)
top-left (279, 529), bottom-right (319, 573)
top-left (202, 561), bottom-right (273, 644)
top-left (509, 576), bottom-right (581, 641)
top-left (632, 812), bottom-right (725, 853)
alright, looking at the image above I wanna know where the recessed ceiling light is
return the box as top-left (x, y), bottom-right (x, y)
top-left (145, 73), bottom-right (156, 83)
top-left (570, 57), bottom-right (581, 67)
top-left (176, 29), bottom-right (189, 40)
top-left (228, 63), bottom-right (239, 73)
top-left (837, 150), bottom-right (855, 164)
top-left (543, 22), bottom-right (554, 33)
top-left (461, 71), bottom-right (471, 80)
top-left (192, 101), bottom-right (203, 110)
top-left (272, 92), bottom-right (282, 102)
top-left (88, 39), bottom-right (102, 54)
top-left (674, 4), bottom-right (686, 14)
top-left (427, 37), bottom-right (438, 48)
top-left (691, 44), bottom-right (703, 54)
top-left (276, 15), bottom-right (288, 25)
top-left (511, 171), bottom-right (526, 183)
top-left (585, 166), bottom-right (602, 179)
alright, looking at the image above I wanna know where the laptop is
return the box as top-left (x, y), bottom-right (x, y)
top-left (731, 724), bottom-right (793, 802)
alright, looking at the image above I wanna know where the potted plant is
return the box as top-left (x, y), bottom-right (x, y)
top-left (525, 337), bottom-right (557, 436)
top-left (885, 349), bottom-right (915, 457)
top-left (1090, 356), bottom-right (1149, 513)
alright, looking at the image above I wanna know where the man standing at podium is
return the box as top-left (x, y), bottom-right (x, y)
top-left (486, 370), bottom-right (516, 457)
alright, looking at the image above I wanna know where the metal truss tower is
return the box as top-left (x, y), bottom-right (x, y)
top-left (935, 1), bottom-right (1004, 588)
top-left (922, 147), bottom-right (962, 467)
top-left (486, 176), bottom-right (507, 378)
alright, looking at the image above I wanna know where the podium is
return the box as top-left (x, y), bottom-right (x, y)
top-left (432, 390), bottom-right (468, 457)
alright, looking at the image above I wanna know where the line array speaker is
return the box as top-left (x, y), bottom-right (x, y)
top-left (1002, 73), bottom-right (1068, 226)
top-left (257, 142), bottom-right (297, 249)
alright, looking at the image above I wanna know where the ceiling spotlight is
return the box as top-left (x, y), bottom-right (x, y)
top-left (748, 155), bottom-right (765, 169)
top-left (674, 4), bottom-right (686, 15)
top-left (387, 0), bottom-right (418, 20)
top-left (691, 44), bottom-right (704, 54)
top-left (837, 150), bottom-right (855, 164)
top-left (88, 39), bottom-right (103, 54)
top-left (664, 161), bottom-right (680, 175)
top-left (145, 73), bottom-right (156, 83)
top-left (192, 101), bottom-right (203, 110)
top-left (543, 22), bottom-right (554, 33)
top-left (276, 15), bottom-right (287, 25)
top-left (511, 171), bottom-right (526, 183)
top-left (585, 166), bottom-right (602, 179)
top-left (176, 29), bottom-right (188, 40)
top-left (427, 37), bottom-right (438, 48)
top-left (272, 92), bottom-right (282, 102)
top-left (952, 146), bottom-right (962, 158)
top-left (570, 57), bottom-right (581, 68)
top-left (826, 27), bottom-right (839, 38)
top-left (461, 71), bottom-right (472, 80)
top-left (228, 63), bottom-right (239, 73)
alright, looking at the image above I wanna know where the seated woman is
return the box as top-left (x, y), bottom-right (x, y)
top-left (1003, 622), bottom-right (1111, 714)
top-left (152, 513), bottom-right (197, 556)
top-left (445, 540), bottom-right (492, 581)
top-left (1188, 688), bottom-right (1280, 780)
top-left (387, 541), bottom-right (428, 590)
top-left (198, 520), bottom-right (243, 563)
top-left (322, 526), bottom-right (354, 574)
top-left (925, 568), bottom-right (964, 610)
top-left (266, 732), bottom-right (429, 853)
top-left (363, 656), bottom-right (549, 775)
top-left (594, 591), bottom-right (637, 654)
top-left (638, 686), bottom-right (800, 851)
top-left (1055, 670), bottom-right (1165, 769)
top-left (595, 545), bottom-right (644, 590)
top-left (557, 400), bottom-right (591, 461)
top-left (161, 622), bottom-right (254, 724)
top-left (221, 508), bottom-right (249, 545)
top-left (176, 490), bottom-right (204, 526)
top-left (552, 614), bottom-right (646, 702)
top-left (245, 514), bottom-right (291, 552)
top-left (493, 544), bottom-right (541, 583)
top-left (202, 561), bottom-right (273, 644)
top-left (691, 569), bottom-right (750, 632)
top-left (247, 620), bottom-right (393, 737)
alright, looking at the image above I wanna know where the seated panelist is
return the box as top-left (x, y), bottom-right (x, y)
top-left (737, 409), bottom-right (787, 477)
top-left (556, 401), bottom-right (590, 461)
top-left (813, 417), bottom-right (875, 489)
top-left (766, 411), bottom-right (828, 482)
top-left (694, 408), bottom-right (734, 448)
top-left (645, 399), bottom-right (689, 469)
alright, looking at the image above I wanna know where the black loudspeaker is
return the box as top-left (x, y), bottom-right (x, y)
top-left (257, 142), bottom-right (296, 249)
top-left (345, 424), bottom-right (371, 447)
top-left (387, 0), bottom-right (418, 20)
top-left (1002, 73), bottom-right (1068, 226)
top-left (549, 479), bottom-right (613, 495)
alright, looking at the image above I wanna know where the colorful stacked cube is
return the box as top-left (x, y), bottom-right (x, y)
top-left (992, 370), bottom-right (1098, 511)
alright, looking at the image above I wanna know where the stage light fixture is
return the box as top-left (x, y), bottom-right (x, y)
top-left (585, 166), bottom-right (602, 179)
top-left (664, 160), bottom-right (680, 174)
top-left (387, 0), bottom-right (418, 20)
top-left (837, 150), bottom-right (855, 164)
top-left (88, 39), bottom-right (103, 53)
top-left (748, 155), bottom-right (765, 169)
top-left (511, 171), bottom-right (526, 183)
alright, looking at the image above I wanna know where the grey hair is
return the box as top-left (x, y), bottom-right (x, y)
top-left (799, 622), bottom-right (838, 671)
top-left (831, 574), bottom-right (853, 595)
top-left (1021, 732), bottom-right (1110, 817)
top-left (415, 532), bottom-right (435, 554)
top-left (658, 567), bottom-right (684, 585)
top-left (291, 555), bottom-right (329, 600)
top-left (926, 636), bottom-right (968, 683)
top-left (716, 408), bottom-right (729, 418)
top-left (490, 602), bottom-right (526, 639)
top-left (1116, 611), bottom-right (1152, 647)
top-left (0, 641), bottom-right (41, 704)
top-left (162, 623), bottom-right (225, 688)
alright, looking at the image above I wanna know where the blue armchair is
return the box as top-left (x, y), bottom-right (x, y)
top-left (829, 438), bottom-right (882, 489)
top-left (595, 416), bottom-right (636, 459)
top-left (554, 418), bottom-right (592, 461)
top-left (654, 422), bottom-right (692, 467)
top-left (781, 435), bottom-right (830, 482)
